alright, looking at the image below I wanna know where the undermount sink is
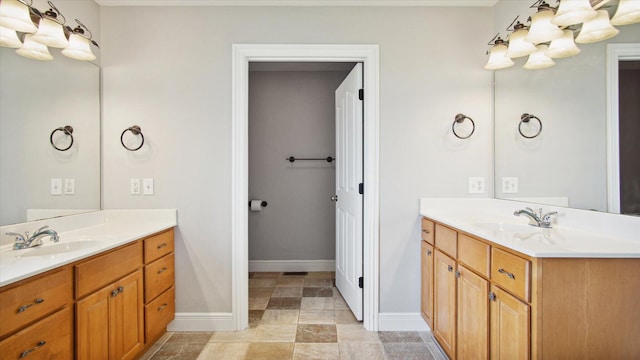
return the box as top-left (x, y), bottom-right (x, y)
top-left (15, 240), bottom-right (105, 257)
top-left (472, 222), bottom-right (540, 234)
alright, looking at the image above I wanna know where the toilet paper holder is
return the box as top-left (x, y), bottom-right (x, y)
top-left (248, 201), bottom-right (268, 208)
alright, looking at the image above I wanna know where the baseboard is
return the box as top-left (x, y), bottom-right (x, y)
top-left (378, 313), bottom-right (431, 332)
top-left (167, 312), bottom-right (234, 332)
top-left (249, 260), bottom-right (335, 272)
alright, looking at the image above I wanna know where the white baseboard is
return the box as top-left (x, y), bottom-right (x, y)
top-left (378, 313), bottom-right (430, 332)
top-left (249, 260), bottom-right (335, 272)
top-left (167, 312), bottom-right (234, 332)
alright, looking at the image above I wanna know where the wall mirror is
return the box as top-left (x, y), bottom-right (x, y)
top-left (0, 47), bottom-right (100, 226)
top-left (493, 0), bottom-right (640, 216)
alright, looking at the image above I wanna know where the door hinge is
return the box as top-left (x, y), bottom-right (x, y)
top-left (358, 89), bottom-right (364, 101)
top-left (358, 277), bottom-right (364, 289)
top-left (359, 183), bottom-right (364, 195)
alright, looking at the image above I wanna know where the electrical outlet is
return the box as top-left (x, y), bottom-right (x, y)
top-left (51, 178), bottom-right (62, 195)
top-left (502, 177), bottom-right (519, 194)
top-left (468, 177), bottom-right (485, 194)
top-left (131, 179), bottom-right (141, 195)
top-left (143, 178), bottom-right (154, 195)
top-left (64, 178), bottom-right (75, 195)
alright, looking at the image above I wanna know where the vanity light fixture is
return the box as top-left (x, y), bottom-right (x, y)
top-left (484, 35), bottom-right (514, 70)
top-left (552, 0), bottom-right (597, 26)
top-left (525, 1), bottom-right (563, 44)
top-left (610, 0), bottom-right (640, 26)
top-left (0, 0), bottom-right (37, 33)
top-left (524, 44), bottom-right (556, 69)
top-left (575, 9), bottom-right (619, 43)
top-left (546, 29), bottom-right (581, 58)
top-left (0, 0), bottom-right (98, 62)
top-left (506, 18), bottom-right (537, 58)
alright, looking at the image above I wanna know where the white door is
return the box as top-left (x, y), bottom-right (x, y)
top-left (334, 63), bottom-right (363, 320)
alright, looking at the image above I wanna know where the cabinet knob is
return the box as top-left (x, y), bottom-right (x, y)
top-left (427, 250), bottom-right (432, 256)
top-left (118, 286), bottom-right (125, 293)
top-left (19, 340), bottom-right (46, 358)
top-left (447, 265), bottom-right (453, 272)
top-left (489, 292), bottom-right (497, 301)
top-left (17, 298), bottom-right (44, 313)
top-left (111, 290), bottom-right (119, 297)
top-left (455, 270), bottom-right (461, 278)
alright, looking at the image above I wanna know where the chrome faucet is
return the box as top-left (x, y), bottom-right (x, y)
top-left (514, 207), bottom-right (557, 228)
top-left (6, 226), bottom-right (60, 250)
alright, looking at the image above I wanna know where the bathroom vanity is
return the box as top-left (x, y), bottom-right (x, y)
top-left (420, 198), bottom-right (640, 360)
top-left (0, 210), bottom-right (176, 360)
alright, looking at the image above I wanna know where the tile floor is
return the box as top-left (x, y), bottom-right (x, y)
top-left (141, 272), bottom-right (448, 360)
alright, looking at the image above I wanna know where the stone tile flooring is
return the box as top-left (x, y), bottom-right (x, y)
top-left (141, 272), bottom-right (448, 360)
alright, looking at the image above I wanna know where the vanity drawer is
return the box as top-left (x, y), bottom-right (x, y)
top-left (435, 224), bottom-right (457, 259)
top-left (145, 254), bottom-right (175, 303)
top-left (458, 234), bottom-right (490, 278)
top-left (144, 229), bottom-right (174, 263)
top-left (75, 242), bottom-right (143, 299)
top-left (421, 218), bottom-right (435, 245)
top-left (145, 286), bottom-right (175, 343)
top-left (491, 248), bottom-right (531, 302)
top-left (0, 306), bottom-right (72, 359)
top-left (0, 267), bottom-right (72, 338)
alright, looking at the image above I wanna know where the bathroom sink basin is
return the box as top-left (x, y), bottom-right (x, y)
top-left (15, 240), bottom-right (105, 257)
top-left (472, 222), bottom-right (539, 234)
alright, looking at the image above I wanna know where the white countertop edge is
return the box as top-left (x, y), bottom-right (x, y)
top-left (419, 198), bottom-right (640, 258)
top-left (0, 209), bottom-right (177, 287)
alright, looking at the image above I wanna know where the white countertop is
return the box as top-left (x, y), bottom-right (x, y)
top-left (420, 198), bottom-right (640, 258)
top-left (0, 210), bottom-right (177, 287)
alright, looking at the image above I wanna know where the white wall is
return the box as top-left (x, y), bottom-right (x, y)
top-left (249, 70), bottom-right (348, 262)
top-left (100, 6), bottom-right (494, 318)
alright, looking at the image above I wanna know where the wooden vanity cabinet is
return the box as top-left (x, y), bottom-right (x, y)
top-left (143, 229), bottom-right (175, 344)
top-left (433, 249), bottom-right (457, 359)
top-left (420, 240), bottom-right (434, 329)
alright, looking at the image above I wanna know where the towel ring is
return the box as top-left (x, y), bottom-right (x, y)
top-left (120, 125), bottom-right (144, 151)
top-left (519, 113), bottom-right (542, 139)
top-left (452, 114), bottom-right (475, 139)
top-left (50, 126), bottom-right (74, 151)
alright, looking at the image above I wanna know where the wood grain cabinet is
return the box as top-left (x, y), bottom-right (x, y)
top-left (420, 239), bottom-right (434, 329)
top-left (0, 228), bottom-right (176, 360)
top-left (421, 216), bottom-right (640, 359)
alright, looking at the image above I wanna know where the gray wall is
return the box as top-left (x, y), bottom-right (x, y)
top-left (100, 6), bottom-right (494, 315)
top-left (249, 70), bottom-right (349, 261)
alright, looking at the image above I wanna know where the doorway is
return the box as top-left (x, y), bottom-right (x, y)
top-left (231, 44), bottom-right (380, 331)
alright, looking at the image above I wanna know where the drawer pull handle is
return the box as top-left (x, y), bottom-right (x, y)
top-left (498, 268), bottom-right (516, 280)
top-left (157, 243), bottom-right (168, 250)
top-left (158, 267), bottom-right (169, 274)
top-left (17, 298), bottom-right (44, 313)
top-left (422, 229), bottom-right (430, 234)
top-left (447, 265), bottom-right (453, 272)
top-left (158, 303), bottom-right (168, 311)
top-left (20, 340), bottom-right (46, 358)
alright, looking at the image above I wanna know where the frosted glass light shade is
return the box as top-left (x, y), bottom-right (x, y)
top-left (484, 43), bottom-right (514, 70)
top-left (575, 10), bottom-right (619, 43)
top-left (611, 0), bottom-right (640, 26)
top-left (0, 25), bottom-right (22, 48)
top-left (0, 0), bottom-right (37, 33)
top-left (62, 33), bottom-right (95, 61)
top-left (16, 34), bottom-right (53, 61)
top-left (552, 0), bottom-right (597, 26)
top-left (524, 45), bottom-right (555, 70)
top-left (31, 17), bottom-right (68, 48)
top-left (506, 29), bottom-right (537, 58)
top-left (546, 30), bottom-right (581, 58)
top-left (526, 9), bottom-right (564, 44)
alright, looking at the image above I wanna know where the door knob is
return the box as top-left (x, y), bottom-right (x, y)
top-left (331, 195), bottom-right (338, 202)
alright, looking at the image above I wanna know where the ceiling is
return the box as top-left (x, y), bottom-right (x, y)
top-left (94, 0), bottom-right (499, 7)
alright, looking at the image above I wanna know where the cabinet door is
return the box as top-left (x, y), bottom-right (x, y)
top-left (490, 285), bottom-right (530, 360)
top-left (421, 241), bottom-right (434, 329)
top-left (434, 250), bottom-right (456, 360)
top-left (110, 270), bottom-right (144, 360)
top-left (457, 265), bottom-right (489, 360)
top-left (77, 286), bottom-right (111, 360)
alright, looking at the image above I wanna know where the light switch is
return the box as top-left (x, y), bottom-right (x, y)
top-left (502, 177), bottom-right (519, 194)
top-left (64, 179), bottom-right (75, 195)
top-left (468, 177), bottom-right (485, 194)
top-left (131, 179), bottom-right (141, 195)
top-left (51, 178), bottom-right (62, 195)
top-left (143, 178), bottom-right (154, 195)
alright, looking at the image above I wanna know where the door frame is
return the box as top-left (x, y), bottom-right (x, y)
top-left (231, 44), bottom-right (380, 331)
top-left (606, 43), bottom-right (640, 213)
